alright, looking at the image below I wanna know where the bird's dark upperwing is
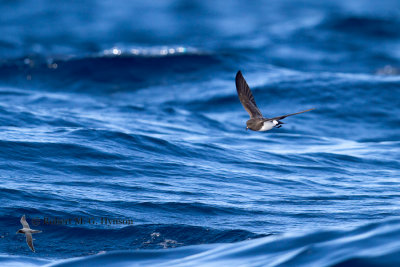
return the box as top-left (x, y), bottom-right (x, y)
top-left (235, 71), bottom-right (263, 118)
top-left (25, 233), bottom-right (35, 252)
top-left (20, 215), bottom-right (30, 229)
top-left (269, 108), bottom-right (315, 121)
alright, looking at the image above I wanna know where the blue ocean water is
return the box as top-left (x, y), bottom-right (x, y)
top-left (0, 0), bottom-right (400, 266)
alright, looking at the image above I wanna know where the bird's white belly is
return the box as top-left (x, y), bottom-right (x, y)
top-left (259, 121), bottom-right (275, 131)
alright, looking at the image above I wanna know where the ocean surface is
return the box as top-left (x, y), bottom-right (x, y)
top-left (0, 0), bottom-right (400, 266)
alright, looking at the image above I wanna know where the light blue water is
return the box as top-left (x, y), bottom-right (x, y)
top-left (0, 0), bottom-right (400, 266)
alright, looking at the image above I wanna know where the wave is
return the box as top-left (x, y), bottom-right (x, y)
top-left (2, 218), bottom-right (400, 266)
top-left (0, 219), bottom-right (263, 259)
top-left (0, 49), bottom-right (223, 93)
top-left (319, 14), bottom-right (400, 39)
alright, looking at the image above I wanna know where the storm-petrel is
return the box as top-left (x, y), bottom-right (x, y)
top-left (16, 215), bottom-right (42, 252)
top-left (235, 71), bottom-right (314, 131)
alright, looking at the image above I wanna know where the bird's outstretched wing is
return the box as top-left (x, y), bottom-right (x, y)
top-left (269, 108), bottom-right (315, 121)
top-left (235, 71), bottom-right (263, 118)
top-left (25, 232), bottom-right (35, 252)
top-left (20, 215), bottom-right (30, 229)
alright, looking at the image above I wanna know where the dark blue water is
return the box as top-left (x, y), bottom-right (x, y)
top-left (1, 0), bottom-right (400, 266)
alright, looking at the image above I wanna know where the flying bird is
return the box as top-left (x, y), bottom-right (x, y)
top-left (16, 215), bottom-right (42, 252)
top-left (235, 70), bottom-right (314, 131)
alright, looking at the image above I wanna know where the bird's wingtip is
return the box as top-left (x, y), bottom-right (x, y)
top-left (236, 70), bottom-right (242, 78)
top-left (302, 108), bottom-right (316, 114)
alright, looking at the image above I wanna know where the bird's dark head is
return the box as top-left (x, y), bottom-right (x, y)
top-left (16, 229), bottom-right (23, 234)
top-left (246, 121), bottom-right (252, 131)
top-left (246, 119), bottom-right (261, 131)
